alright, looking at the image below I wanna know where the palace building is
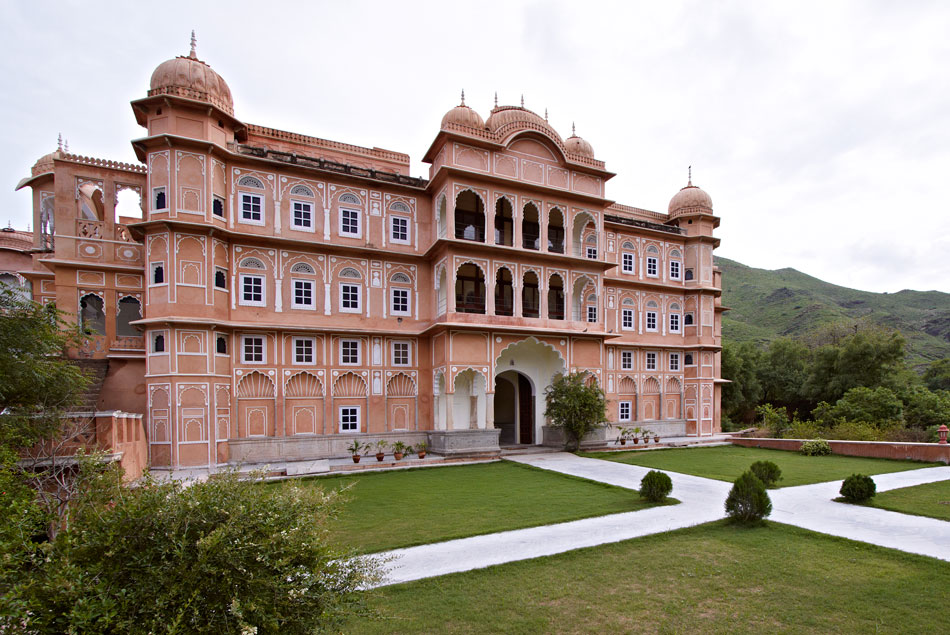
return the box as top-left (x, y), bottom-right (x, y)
top-left (10, 40), bottom-right (724, 471)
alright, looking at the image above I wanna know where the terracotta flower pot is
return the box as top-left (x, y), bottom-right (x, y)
top-left (352, 455), bottom-right (360, 464)
top-left (633, 438), bottom-right (639, 444)
top-left (417, 451), bottom-right (426, 459)
top-left (654, 435), bottom-right (660, 443)
top-left (394, 452), bottom-right (404, 461)
top-left (375, 452), bottom-right (385, 462)
top-left (620, 439), bottom-right (626, 445)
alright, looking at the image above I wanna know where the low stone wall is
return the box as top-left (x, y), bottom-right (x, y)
top-left (606, 421), bottom-right (687, 441)
top-left (428, 429), bottom-right (501, 457)
top-left (731, 437), bottom-right (950, 464)
top-left (541, 425), bottom-right (607, 449)
top-left (230, 431), bottom-right (430, 463)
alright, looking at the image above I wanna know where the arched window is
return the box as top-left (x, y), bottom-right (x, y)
top-left (291, 263), bottom-right (315, 274)
top-left (238, 175), bottom-right (265, 189)
top-left (290, 184), bottom-right (313, 197)
top-left (391, 273), bottom-right (411, 284)
top-left (339, 193), bottom-right (361, 206)
top-left (339, 267), bottom-right (362, 280)
top-left (548, 208), bottom-right (564, 253)
top-left (216, 335), bottom-right (228, 355)
top-left (495, 268), bottom-right (513, 316)
top-left (455, 263), bottom-right (485, 314)
top-left (684, 312), bottom-right (694, 326)
top-left (79, 294), bottom-right (105, 335)
top-left (548, 274), bottom-right (564, 320)
top-left (391, 201), bottom-right (410, 213)
top-left (116, 296), bottom-right (142, 337)
top-left (215, 269), bottom-right (227, 289)
top-left (152, 263), bottom-right (164, 284)
top-left (522, 271), bottom-right (540, 318)
top-left (240, 258), bottom-right (265, 269)
top-left (454, 191), bottom-right (485, 242)
top-left (494, 197), bottom-right (513, 246)
top-left (153, 333), bottom-right (165, 353)
top-left (523, 203), bottom-right (540, 250)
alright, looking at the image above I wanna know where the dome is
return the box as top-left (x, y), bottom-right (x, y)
top-left (668, 180), bottom-right (713, 215)
top-left (441, 104), bottom-right (485, 130)
top-left (31, 149), bottom-right (62, 176)
top-left (564, 133), bottom-right (594, 159)
top-left (485, 105), bottom-right (562, 142)
top-left (148, 36), bottom-right (233, 116)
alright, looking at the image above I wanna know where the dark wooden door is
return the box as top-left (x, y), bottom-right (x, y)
top-left (518, 374), bottom-right (533, 444)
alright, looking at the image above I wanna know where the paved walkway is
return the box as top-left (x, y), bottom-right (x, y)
top-left (374, 453), bottom-right (950, 587)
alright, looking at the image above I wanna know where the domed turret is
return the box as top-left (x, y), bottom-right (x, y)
top-left (441, 91), bottom-right (485, 129)
top-left (485, 103), bottom-right (561, 142)
top-left (148, 32), bottom-right (234, 116)
top-left (564, 123), bottom-right (595, 159)
top-left (668, 174), bottom-right (713, 216)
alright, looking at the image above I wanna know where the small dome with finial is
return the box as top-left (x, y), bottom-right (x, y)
top-left (564, 122), bottom-right (595, 159)
top-left (440, 90), bottom-right (485, 129)
top-left (668, 167), bottom-right (713, 215)
top-left (148, 31), bottom-right (234, 116)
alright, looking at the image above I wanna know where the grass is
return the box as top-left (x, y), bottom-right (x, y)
top-left (578, 445), bottom-right (939, 487)
top-left (347, 520), bottom-right (950, 634)
top-left (862, 479), bottom-right (950, 521)
top-left (297, 461), bottom-right (667, 553)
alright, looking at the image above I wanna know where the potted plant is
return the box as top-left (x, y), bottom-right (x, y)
top-left (416, 441), bottom-right (428, 459)
top-left (632, 426), bottom-right (641, 444)
top-left (347, 440), bottom-right (364, 464)
top-left (373, 439), bottom-right (388, 462)
top-left (640, 429), bottom-right (651, 444)
top-left (654, 433), bottom-right (661, 444)
top-left (391, 440), bottom-right (407, 461)
top-left (617, 426), bottom-right (632, 446)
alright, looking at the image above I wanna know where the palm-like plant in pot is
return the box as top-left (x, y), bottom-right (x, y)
top-left (373, 439), bottom-right (389, 462)
top-left (390, 440), bottom-right (408, 460)
top-left (347, 439), bottom-right (364, 463)
top-left (415, 441), bottom-right (428, 458)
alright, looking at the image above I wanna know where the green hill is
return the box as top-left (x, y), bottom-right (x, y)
top-left (716, 256), bottom-right (950, 367)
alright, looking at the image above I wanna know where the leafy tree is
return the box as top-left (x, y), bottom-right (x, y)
top-left (721, 341), bottom-right (763, 425)
top-left (755, 403), bottom-right (791, 437)
top-left (725, 471), bottom-right (772, 524)
top-left (8, 471), bottom-right (379, 633)
top-left (805, 328), bottom-right (906, 403)
top-left (923, 358), bottom-right (950, 392)
top-left (901, 386), bottom-right (950, 430)
top-left (544, 372), bottom-right (607, 451)
top-left (759, 338), bottom-right (812, 416)
top-left (812, 386), bottom-right (904, 428)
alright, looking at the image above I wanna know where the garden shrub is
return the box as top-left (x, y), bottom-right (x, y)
top-left (755, 403), bottom-right (790, 437)
top-left (639, 470), bottom-right (673, 502)
top-left (840, 474), bottom-right (876, 503)
top-left (749, 460), bottom-right (782, 487)
top-left (725, 471), bottom-right (772, 524)
top-left (800, 439), bottom-right (832, 456)
top-left (826, 420), bottom-right (886, 441)
top-left (784, 419), bottom-right (822, 440)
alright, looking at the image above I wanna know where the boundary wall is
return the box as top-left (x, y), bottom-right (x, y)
top-left (731, 437), bottom-right (950, 464)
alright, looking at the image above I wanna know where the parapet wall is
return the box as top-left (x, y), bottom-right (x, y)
top-left (731, 437), bottom-right (950, 464)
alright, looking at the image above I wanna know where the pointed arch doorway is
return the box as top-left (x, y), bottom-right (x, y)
top-left (493, 337), bottom-right (566, 446)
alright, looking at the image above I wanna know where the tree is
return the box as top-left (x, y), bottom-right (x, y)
top-left (812, 386), bottom-right (904, 428)
top-left (901, 386), bottom-right (950, 430)
top-left (759, 338), bottom-right (812, 416)
top-left (923, 358), bottom-right (950, 392)
top-left (721, 341), bottom-right (763, 425)
top-left (8, 471), bottom-right (379, 633)
top-left (544, 371), bottom-right (607, 451)
top-left (805, 327), bottom-right (906, 403)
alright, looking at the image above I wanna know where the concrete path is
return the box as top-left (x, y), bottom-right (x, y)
top-left (374, 453), bottom-right (950, 587)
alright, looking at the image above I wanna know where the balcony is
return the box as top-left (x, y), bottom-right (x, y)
top-left (455, 295), bottom-right (486, 314)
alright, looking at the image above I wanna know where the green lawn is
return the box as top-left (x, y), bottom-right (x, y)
top-left (347, 520), bottom-right (950, 634)
top-left (298, 461), bottom-right (667, 553)
top-left (865, 479), bottom-right (950, 521)
top-left (578, 445), bottom-right (939, 487)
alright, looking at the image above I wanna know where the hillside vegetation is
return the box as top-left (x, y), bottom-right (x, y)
top-left (716, 257), bottom-right (950, 366)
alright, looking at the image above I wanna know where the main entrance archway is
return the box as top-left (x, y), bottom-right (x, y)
top-left (493, 337), bottom-right (566, 446)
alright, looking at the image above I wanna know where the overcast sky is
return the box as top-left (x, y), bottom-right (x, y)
top-left (2, 0), bottom-right (947, 294)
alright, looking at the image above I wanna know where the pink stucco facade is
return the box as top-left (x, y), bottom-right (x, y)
top-left (9, 42), bottom-right (724, 471)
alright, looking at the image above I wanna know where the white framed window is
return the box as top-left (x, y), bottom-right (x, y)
top-left (340, 283), bottom-right (361, 313)
top-left (670, 260), bottom-right (681, 280)
top-left (646, 352), bottom-right (657, 370)
top-left (340, 406), bottom-right (360, 433)
top-left (340, 208), bottom-right (361, 237)
top-left (619, 401), bottom-right (632, 422)
top-left (646, 256), bottom-right (658, 277)
top-left (214, 267), bottom-right (228, 290)
top-left (622, 308), bottom-right (634, 330)
top-left (586, 246), bottom-right (598, 259)
top-left (212, 195), bottom-right (225, 218)
top-left (622, 252), bottom-right (635, 274)
top-left (242, 335), bottom-right (264, 364)
top-left (240, 274), bottom-right (265, 307)
top-left (621, 350), bottom-right (633, 370)
top-left (646, 310), bottom-right (657, 331)
top-left (587, 305), bottom-right (598, 323)
top-left (152, 186), bottom-right (166, 211)
top-left (670, 353), bottom-right (680, 371)
top-left (340, 339), bottom-right (360, 365)
top-left (215, 335), bottom-right (228, 356)
top-left (292, 279), bottom-right (315, 310)
top-left (291, 200), bottom-right (313, 231)
top-left (392, 341), bottom-right (411, 366)
top-left (293, 337), bottom-right (315, 365)
top-left (150, 262), bottom-right (166, 286)
top-left (240, 193), bottom-right (263, 224)
top-left (670, 313), bottom-right (681, 332)
top-left (151, 331), bottom-right (167, 354)
top-left (390, 216), bottom-right (410, 244)
top-left (390, 287), bottom-right (410, 316)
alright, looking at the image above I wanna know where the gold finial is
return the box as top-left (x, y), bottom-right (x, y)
top-left (189, 30), bottom-right (197, 59)
top-left (460, 89), bottom-right (465, 106)
top-left (494, 92), bottom-right (498, 108)
top-left (57, 133), bottom-right (62, 151)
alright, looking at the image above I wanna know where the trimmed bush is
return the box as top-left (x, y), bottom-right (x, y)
top-left (840, 474), bottom-right (877, 503)
top-left (725, 471), bottom-right (772, 524)
top-left (639, 470), bottom-right (673, 502)
top-left (800, 439), bottom-right (832, 456)
top-left (749, 460), bottom-right (782, 488)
